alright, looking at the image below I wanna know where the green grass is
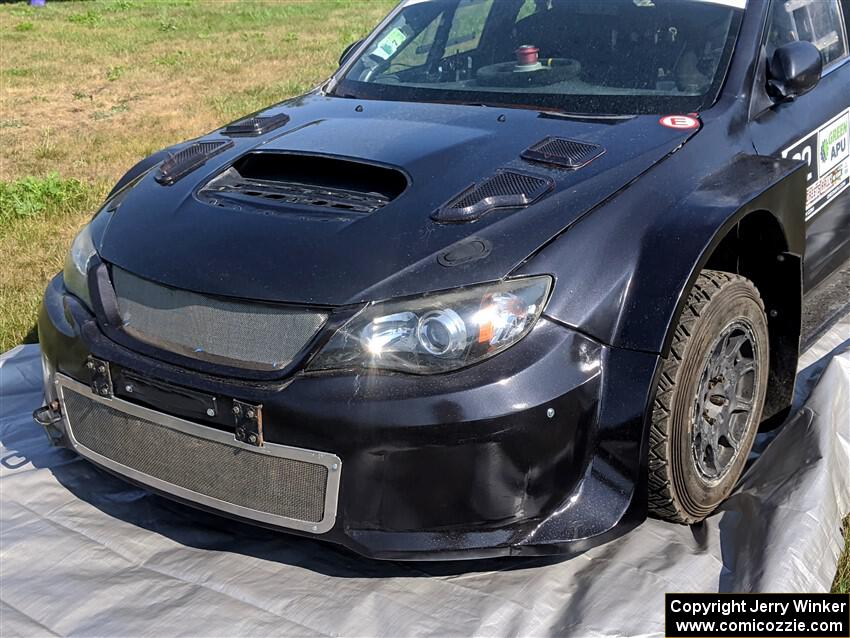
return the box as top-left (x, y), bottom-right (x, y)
top-left (0, 0), bottom-right (846, 590)
top-left (0, 173), bottom-right (93, 225)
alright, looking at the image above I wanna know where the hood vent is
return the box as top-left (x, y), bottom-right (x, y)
top-left (521, 137), bottom-right (604, 169)
top-left (199, 153), bottom-right (407, 216)
top-left (223, 112), bottom-right (290, 137)
top-left (155, 140), bottom-right (234, 185)
top-left (432, 170), bottom-right (553, 223)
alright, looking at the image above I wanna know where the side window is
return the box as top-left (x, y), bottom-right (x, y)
top-left (387, 13), bottom-right (444, 71)
top-left (443, 0), bottom-right (494, 57)
top-left (516, 0), bottom-right (540, 23)
top-left (384, 0), bottom-right (495, 73)
top-left (766, 0), bottom-right (849, 69)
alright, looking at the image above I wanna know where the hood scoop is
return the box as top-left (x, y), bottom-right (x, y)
top-left (155, 140), bottom-right (234, 185)
top-left (199, 152), bottom-right (408, 217)
top-left (223, 112), bottom-right (290, 137)
top-left (432, 169), bottom-right (553, 223)
top-left (521, 137), bottom-right (604, 169)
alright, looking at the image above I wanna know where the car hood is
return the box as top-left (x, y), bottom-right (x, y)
top-left (99, 94), bottom-right (697, 306)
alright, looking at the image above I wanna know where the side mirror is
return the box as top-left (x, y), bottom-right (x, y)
top-left (339, 39), bottom-right (364, 67)
top-left (767, 41), bottom-right (823, 102)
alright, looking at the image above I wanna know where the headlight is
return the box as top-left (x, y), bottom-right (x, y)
top-left (308, 276), bottom-right (552, 374)
top-left (63, 223), bottom-right (97, 309)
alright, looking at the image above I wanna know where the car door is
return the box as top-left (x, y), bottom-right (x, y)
top-left (749, 0), bottom-right (850, 291)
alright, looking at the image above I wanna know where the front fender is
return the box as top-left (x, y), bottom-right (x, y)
top-left (519, 153), bottom-right (807, 357)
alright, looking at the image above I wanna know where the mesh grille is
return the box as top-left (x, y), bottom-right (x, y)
top-left (521, 137), bottom-right (604, 169)
top-left (432, 170), bottom-right (552, 223)
top-left (112, 268), bottom-right (327, 371)
top-left (64, 388), bottom-right (329, 523)
top-left (223, 113), bottom-right (290, 136)
top-left (155, 140), bottom-right (234, 185)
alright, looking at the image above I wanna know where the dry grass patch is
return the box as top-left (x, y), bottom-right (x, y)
top-left (835, 516), bottom-right (850, 593)
top-left (0, 0), bottom-right (393, 350)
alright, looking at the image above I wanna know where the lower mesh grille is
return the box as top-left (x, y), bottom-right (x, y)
top-left (61, 384), bottom-right (336, 527)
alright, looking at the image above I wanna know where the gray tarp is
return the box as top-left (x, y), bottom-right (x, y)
top-left (1, 317), bottom-right (848, 637)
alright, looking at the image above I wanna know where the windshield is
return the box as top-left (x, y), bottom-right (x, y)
top-left (332, 0), bottom-right (745, 115)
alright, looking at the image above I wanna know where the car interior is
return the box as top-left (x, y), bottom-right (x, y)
top-left (359, 0), bottom-right (739, 96)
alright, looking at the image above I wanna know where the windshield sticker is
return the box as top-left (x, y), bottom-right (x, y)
top-left (782, 108), bottom-right (850, 220)
top-left (372, 27), bottom-right (407, 61)
top-left (659, 115), bottom-right (700, 130)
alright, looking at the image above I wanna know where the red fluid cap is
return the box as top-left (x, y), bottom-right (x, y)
top-left (516, 45), bottom-right (539, 65)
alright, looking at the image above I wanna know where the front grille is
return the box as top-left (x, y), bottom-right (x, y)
top-left (59, 379), bottom-right (340, 531)
top-left (111, 268), bottom-right (327, 371)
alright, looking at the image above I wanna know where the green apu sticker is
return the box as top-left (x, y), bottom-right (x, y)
top-left (373, 28), bottom-right (407, 60)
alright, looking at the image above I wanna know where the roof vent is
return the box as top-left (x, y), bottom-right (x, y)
top-left (432, 170), bottom-right (553, 223)
top-left (521, 137), bottom-right (604, 169)
top-left (223, 112), bottom-right (290, 136)
top-left (155, 140), bottom-right (234, 185)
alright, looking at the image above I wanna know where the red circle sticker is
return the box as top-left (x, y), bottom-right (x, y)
top-left (659, 114), bottom-right (700, 130)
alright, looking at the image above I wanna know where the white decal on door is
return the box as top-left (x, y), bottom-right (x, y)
top-left (782, 108), bottom-right (850, 220)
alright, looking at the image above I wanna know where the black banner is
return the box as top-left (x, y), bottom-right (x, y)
top-left (665, 593), bottom-right (850, 637)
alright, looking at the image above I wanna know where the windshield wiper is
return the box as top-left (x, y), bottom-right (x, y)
top-left (538, 109), bottom-right (636, 122)
top-left (455, 100), bottom-right (636, 121)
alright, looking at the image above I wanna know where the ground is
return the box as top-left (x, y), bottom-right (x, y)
top-left (0, 0), bottom-right (846, 592)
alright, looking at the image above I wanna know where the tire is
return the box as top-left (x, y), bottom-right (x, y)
top-left (648, 270), bottom-right (770, 524)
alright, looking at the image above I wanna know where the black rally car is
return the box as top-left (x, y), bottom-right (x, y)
top-left (35, 0), bottom-right (849, 559)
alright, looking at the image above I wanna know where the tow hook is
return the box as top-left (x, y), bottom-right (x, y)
top-left (33, 400), bottom-right (65, 446)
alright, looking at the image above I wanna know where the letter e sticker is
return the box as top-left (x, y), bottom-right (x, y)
top-left (659, 115), bottom-right (700, 130)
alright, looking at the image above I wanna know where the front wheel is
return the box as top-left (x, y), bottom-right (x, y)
top-left (648, 270), bottom-right (770, 524)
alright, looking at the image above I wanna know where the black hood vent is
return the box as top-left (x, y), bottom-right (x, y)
top-left (432, 169), bottom-right (553, 223)
top-left (199, 152), bottom-right (408, 216)
top-left (521, 137), bottom-right (604, 169)
top-left (155, 140), bottom-right (234, 185)
top-left (223, 112), bottom-right (290, 137)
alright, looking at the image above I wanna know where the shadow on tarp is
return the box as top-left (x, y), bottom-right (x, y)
top-left (718, 334), bottom-right (849, 592)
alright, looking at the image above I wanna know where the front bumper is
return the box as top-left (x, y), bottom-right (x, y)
top-left (38, 274), bottom-right (661, 560)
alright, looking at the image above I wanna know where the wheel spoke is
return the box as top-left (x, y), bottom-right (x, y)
top-left (730, 396), bottom-right (753, 414)
top-left (714, 412), bottom-right (731, 439)
top-left (733, 358), bottom-right (755, 377)
top-left (723, 334), bottom-right (747, 361)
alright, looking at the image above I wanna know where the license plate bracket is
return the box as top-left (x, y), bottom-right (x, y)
top-left (233, 400), bottom-right (264, 447)
top-left (113, 368), bottom-right (220, 423)
top-left (87, 356), bottom-right (114, 398)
